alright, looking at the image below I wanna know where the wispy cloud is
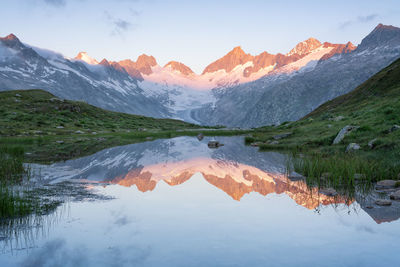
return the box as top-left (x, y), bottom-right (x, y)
top-left (104, 10), bottom-right (139, 37)
top-left (339, 14), bottom-right (379, 29)
top-left (358, 14), bottom-right (379, 23)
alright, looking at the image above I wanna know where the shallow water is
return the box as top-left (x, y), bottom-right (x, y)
top-left (1, 136), bottom-right (400, 266)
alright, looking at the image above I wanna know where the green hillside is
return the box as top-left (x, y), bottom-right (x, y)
top-left (249, 57), bottom-right (400, 180)
top-left (0, 89), bottom-right (247, 163)
top-left (0, 89), bottom-right (198, 136)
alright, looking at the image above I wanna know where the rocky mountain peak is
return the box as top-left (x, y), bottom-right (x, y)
top-left (230, 46), bottom-right (246, 55)
top-left (287, 37), bottom-right (322, 56)
top-left (136, 54), bottom-right (157, 67)
top-left (4, 33), bottom-right (19, 41)
top-left (202, 46), bottom-right (253, 74)
top-left (0, 33), bottom-right (24, 49)
top-left (164, 61), bottom-right (194, 76)
top-left (320, 41), bottom-right (357, 60)
top-left (99, 58), bottom-right (110, 67)
top-left (75, 52), bottom-right (99, 65)
top-left (117, 59), bottom-right (143, 80)
top-left (358, 23), bottom-right (400, 50)
top-left (345, 41), bottom-right (357, 51)
top-left (135, 54), bottom-right (157, 75)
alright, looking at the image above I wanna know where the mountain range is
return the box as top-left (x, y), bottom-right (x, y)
top-left (72, 37), bottom-right (356, 90)
top-left (1, 24), bottom-right (400, 127)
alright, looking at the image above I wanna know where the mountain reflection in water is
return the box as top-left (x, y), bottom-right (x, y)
top-left (31, 136), bottom-right (399, 223)
top-left (33, 137), bottom-right (349, 210)
top-left (2, 137), bottom-right (400, 267)
top-left (109, 157), bottom-right (350, 209)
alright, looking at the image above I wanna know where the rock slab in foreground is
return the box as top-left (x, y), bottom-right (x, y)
top-left (332, 125), bottom-right (359, 144)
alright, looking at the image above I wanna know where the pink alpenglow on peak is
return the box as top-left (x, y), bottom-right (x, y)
top-left (70, 37), bottom-right (357, 90)
top-left (286, 37), bottom-right (322, 57)
top-left (164, 61), bottom-right (194, 76)
top-left (75, 52), bottom-right (99, 65)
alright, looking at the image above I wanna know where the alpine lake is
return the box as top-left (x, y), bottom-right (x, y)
top-left (1, 136), bottom-right (399, 267)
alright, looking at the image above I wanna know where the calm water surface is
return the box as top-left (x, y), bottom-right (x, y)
top-left (1, 136), bottom-right (399, 266)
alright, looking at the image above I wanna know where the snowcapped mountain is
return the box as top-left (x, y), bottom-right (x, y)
top-left (0, 34), bottom-right (172, 118)
top-left (164, 61), bottom-right (194, 76)
top-left (0, 34), bottom-right (216, 122)
top-left (75, 52), bottom-right (98, 65)
top-left (193, 24), bottom-right (400, 127)
top-left (1, 23), bottom-right (399, 127)
top-left (70, 36), bottom-right (355, 91)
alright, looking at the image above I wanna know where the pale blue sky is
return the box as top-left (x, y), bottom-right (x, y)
top-left (1, 0), bottom-right (400, 73)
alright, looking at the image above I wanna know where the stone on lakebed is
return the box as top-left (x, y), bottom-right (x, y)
top-left (389, 190), bottom-right (400, 200)
top-left (376, 180), bottom-right (398, 190)
top-left (375, 199), bottom-right (392, 206)
top-left (320, 188), bottom-right (338, 197)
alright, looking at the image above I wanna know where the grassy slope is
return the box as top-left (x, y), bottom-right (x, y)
top-left (0, 89), bottom-right (200, 135)
top-left (250, 57), bottom-right (400, 173)
top-left (0, 89), bottom-right (249, 163)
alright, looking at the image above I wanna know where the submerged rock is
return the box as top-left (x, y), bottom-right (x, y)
top-left (208, 141), bottom-right (220, 148)
top-left (288, 172), bottom-right (305, 181)
top-left (321, 172), bottom-right (332, 178)
top-left (376, 180), bottom-right (398, 190)
top-left (346, 143), bottom-right (360, 152)
top-left (354, 173), bottom-right (366, 180)
top-left (332, 125), bottom-right (358, 144)
top-left (375, 199), bottom-right (392, 206)
top-left (75, 130), bottom-right (84, 134)
top-left (320, 188), bottom-right (338, 197)
top-left (320, 172), bottom-right (333, 182)
top-left (390, 190), bottom-right (400, 200)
